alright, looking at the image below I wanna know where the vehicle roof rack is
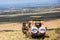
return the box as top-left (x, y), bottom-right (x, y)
top-left (30, 16), bottom-right (44, 21)
top-left (30, 16), bottom-right (42, 18)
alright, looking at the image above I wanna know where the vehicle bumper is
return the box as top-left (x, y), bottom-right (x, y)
top-left (31, 33), bottom-right (45, 38)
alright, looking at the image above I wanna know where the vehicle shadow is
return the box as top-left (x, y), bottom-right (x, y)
top-left (31, 35), bottom-right (49, 40)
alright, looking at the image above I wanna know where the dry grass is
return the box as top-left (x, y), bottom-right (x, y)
top-left (0, 19), bottom-right (60, 40)
top-left (44, 30), bottom-right (60, 40)
top-left (0, 31), bottom-right (31, 40)
top-left (0, 30), bottom-right (60, 40)
top-left (0, 31), bottom-right (20, 40)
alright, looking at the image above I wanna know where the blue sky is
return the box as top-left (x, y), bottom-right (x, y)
top-left (0, 0), bottom-right (59, 5)
top-left (0, 0), bottom-right (60, 8)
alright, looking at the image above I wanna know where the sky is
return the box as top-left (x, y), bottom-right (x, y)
top-left (0, 0), bottom-right (58, 5)
top-left (0, 0), bottom-right (60, 8)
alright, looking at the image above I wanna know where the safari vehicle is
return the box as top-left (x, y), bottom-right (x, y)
top-left (22, 16), bottom-right (47, 39)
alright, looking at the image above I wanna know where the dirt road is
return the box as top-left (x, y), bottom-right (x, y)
top-left (0, 19), bottom-right (60, 30)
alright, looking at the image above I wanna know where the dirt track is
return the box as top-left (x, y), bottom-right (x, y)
top-left (45, 19), bottom-right (60, 29)
top-left (0, 19), bottom-right (60, 30)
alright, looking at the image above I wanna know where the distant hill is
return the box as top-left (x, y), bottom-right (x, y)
top-left (0, 1), bottom-right (60, 10)
top-left (0, 3), bottom-right (60, 15)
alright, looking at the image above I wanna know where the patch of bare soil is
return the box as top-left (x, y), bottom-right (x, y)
top-left (0, 19), bottom-right (60, 30)
top-left (0, 23), bottom-right (22, 30)
top-left (45, 19), bottom-right (60, 29)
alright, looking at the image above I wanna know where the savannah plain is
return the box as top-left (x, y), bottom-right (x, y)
top-left (0, 8), bottom-right (60, 40)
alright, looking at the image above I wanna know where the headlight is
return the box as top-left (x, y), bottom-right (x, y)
top-left (31, 27), bottom-right (38, 33)
top-left (39, 27), bottom-right (46, 33)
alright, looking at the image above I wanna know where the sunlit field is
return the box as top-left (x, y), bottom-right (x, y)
top-left (0, 19), bottom-right (60, 40)
top-left (0, 29), bottom-right (60, 40)
top-left (0, 0), bottom-right (60, 40)
top-left (0, 11), bottom-right (60, 40)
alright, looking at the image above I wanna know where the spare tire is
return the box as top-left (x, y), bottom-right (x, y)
top-left (31, 27), bottom-right (38, 34)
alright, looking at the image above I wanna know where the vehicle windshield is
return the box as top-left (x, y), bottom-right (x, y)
top-left (35, 23), bottom-right (41, 28)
